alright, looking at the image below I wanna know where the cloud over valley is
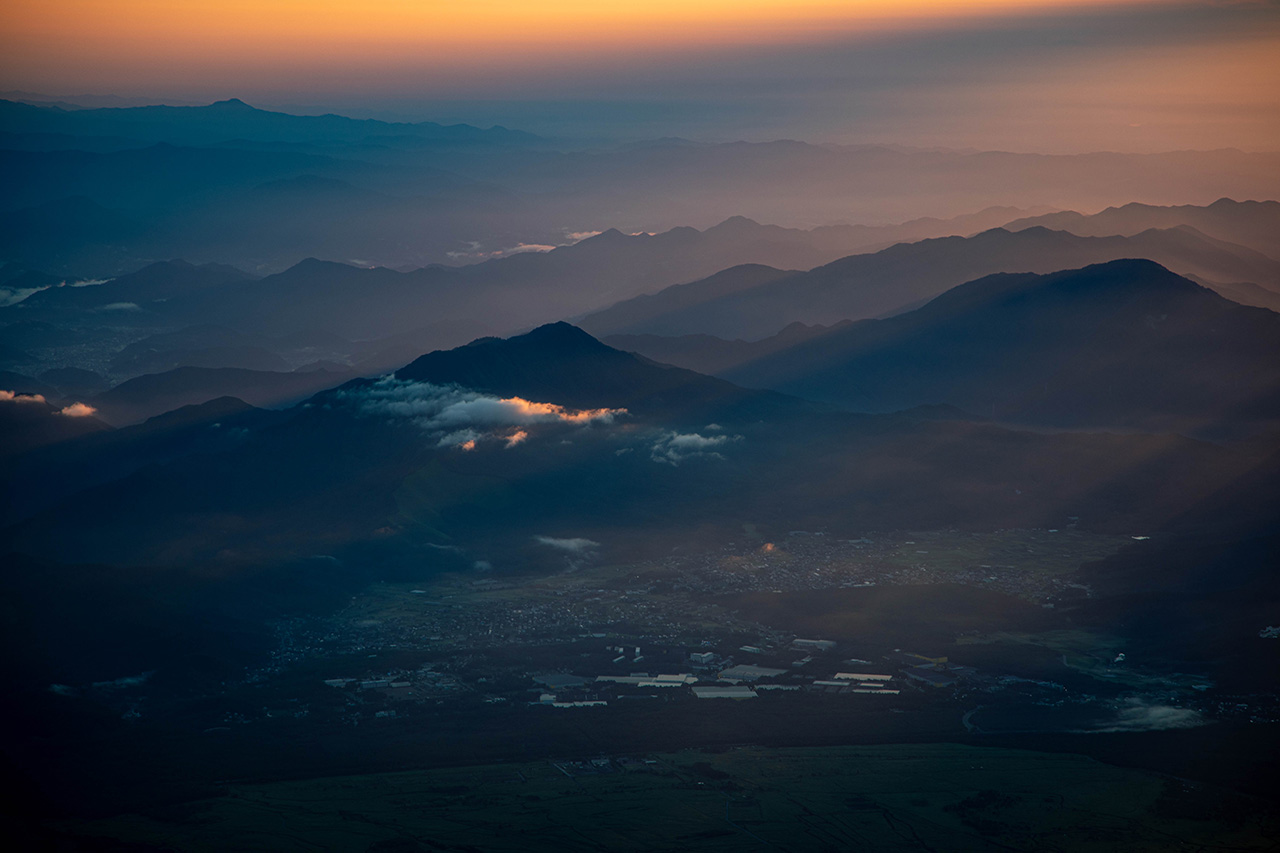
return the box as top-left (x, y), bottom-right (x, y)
top-left (343, 377), bottom-right (626, 449)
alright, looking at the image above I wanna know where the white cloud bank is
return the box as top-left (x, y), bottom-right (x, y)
top-left (534, 536), bottom-right (600, 554)
top-left (345, 377), bottom-right (625, 449)
top-left (1082, 697), bottom-right (1205, 733)
top-left (650, 430), bottom-right (740, 465)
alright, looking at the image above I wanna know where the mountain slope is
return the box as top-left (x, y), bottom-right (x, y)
top-left (716, 259), bottom-right (1280, 434)
top-left (0, 98), bottom-right (541, 149)
top-left (580, 226), bottom-right (1280, 340)
top-left (13, 260), bottom-right (253, 317)
top-left (1004, 198), bottom-right (1280, 261)
top-left (395, 321), bottom-right (803, 425)
top-left (90, 365), bottom-right (355, 425)
top-left (4, 319), bottom-right (1269, 570)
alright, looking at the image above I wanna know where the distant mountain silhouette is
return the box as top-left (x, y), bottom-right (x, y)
top-left (0, 98), bottom-right (542, 149)
top-left (5, 97), bottom-right (1279, 276)
top-left (395, 322), bottom-right (803, 425)
top-left (1, 396), bottom-right (281, 525)
top-left (1005, 198), bottom-right (1280, 262)
top-left (581, 225), bottom-right (1280, 340)
top-left (604, 321), bottom-right (852, 377)
top-left (108, 325), bottom-right (296, 375)
top-left (0, 196), bottom-right (144, 274)
top-left (37, 367), bottom-right (109, 396)
top-left (713, 259), bottom-right (1280, 434)
top-left (0, 370), bottom-right (58, 400)
top-left (20, 211), bottom-right (1074, 349)
top-left (14, 260), bottom-right (252, 316)
top-left (0, 393), bottom-right (109, 460)
top-left (6, 315), bottom-right (1268, 568)
top-left (91, 365), bottom-right (354, 425)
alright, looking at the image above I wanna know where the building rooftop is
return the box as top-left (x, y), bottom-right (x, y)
top-left (719, 664), bottom-right (787, 681)
top-left (692, 685), bottom-right (757, 700)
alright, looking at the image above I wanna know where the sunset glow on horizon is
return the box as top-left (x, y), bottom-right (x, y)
top-left (5, 1), bottom-right (1169, 47)
top-left (2, 0), bottom-right (1189, 84)
top-left (2, 0), bottom-right (1277, 151)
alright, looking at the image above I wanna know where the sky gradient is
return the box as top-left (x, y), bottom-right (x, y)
top-left (3, 0), bottom-right (1277, 151)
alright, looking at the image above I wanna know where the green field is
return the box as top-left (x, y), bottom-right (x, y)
top-left (58, 743), bottom-right (1276, 851)
top-left (876, 528), bottom-right (1132, 577)
top-left (960, 629), bottom-right (1216, 691)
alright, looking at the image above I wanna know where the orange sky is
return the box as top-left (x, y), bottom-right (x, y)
top-left (2, 0), bottom-right (1276, 152)
top-left (3, 1), bottom-right (1162, 60)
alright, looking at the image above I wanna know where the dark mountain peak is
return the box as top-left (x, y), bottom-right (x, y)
top-left (721, 259), bottom-right (1280, 432)
top-left (209, 98), bottom-right (254, 110)
top-left (394, 323), bottom-right (797, 423)
top-left (286, 257), bottom-right (356, 274)
top-left (106, 259), bottom-right (250, 289)
top-left (974, 225), bottom-right (1071, 242)
top-left (398, 323), bottom-right (617, 389)
top-left (138, 395), bottom-right (258, 431)
top-left (518, 321), bottom-right (614, 353)
top-left (927, 258), bottom-right (1210, 317)
top-left (706, 215), bottom-right (763, 235)
top-left (1049, 257), bottom-right (1202, 292)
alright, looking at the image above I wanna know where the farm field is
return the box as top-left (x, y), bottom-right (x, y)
top-left (57, 743), bottom-right (1278, 852)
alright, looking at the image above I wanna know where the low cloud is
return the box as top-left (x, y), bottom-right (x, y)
top-left (534, 536), bottom-right (600, 554)
top-left (98, 302), bottom-right (141, 312)
top-left (650, 430), bottom-right (740, 465)
top-left (1083, 697), bottom-right (1205, 733)
top-left (0, 390), bottom-right (46, 404)
top-left (344, 377), bottom-right (625, 449)
top-left (57, 402), bottom-right (98, 418)
top-left (503, 242), bottom-right (557, 254)
top-left (0, 286), bottom-right (47, 307)
top-left (446, 242), bottom-right (558, 261)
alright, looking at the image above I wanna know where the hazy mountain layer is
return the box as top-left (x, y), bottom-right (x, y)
top-left (698, 260), bottom-right (1280, 435)
top-left (1005, 198), bottom-right (1280, 261)
top-left (582, 225), bottom-right (1280, 340)
top-left (89, 366), bottom-right (354, 426)
top-left (5, 100), bottom-right (1280, 276)
top-left (4, 322), bottom-right (1268, 570)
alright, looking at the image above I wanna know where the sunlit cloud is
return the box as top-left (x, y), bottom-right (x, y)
top-left (57, 402), bottom-right (98, 417)
top-left (342, 377), bottom-right (625, 448)
top-left (0, 390), bottom-right (47, 404)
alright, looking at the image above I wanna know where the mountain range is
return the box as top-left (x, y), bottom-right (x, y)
top-left (1005, 198), bottom-right (1280, 261)
top-left (5, 98), bottom-right (1280, 276)
top-left (582, 223), bottom-right (1280, 340)
top-left (614, 260), bottom-right (1280, 437)
top-left (5, 313), bottom-right (1274, 570)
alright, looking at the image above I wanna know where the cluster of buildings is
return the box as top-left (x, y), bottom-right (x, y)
top-left (524, 637), bottom-right (929, 705)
